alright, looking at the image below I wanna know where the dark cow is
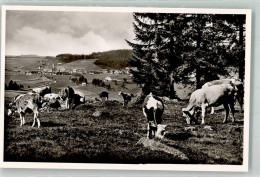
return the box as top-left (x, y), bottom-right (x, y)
top-left (182, 83), bottom-right (238, 125)
top-left (59, 86), bottom-right (75, 109)
top-left (32, 86), bottom-right (51, 97)
top-left (99, 91), bottom-right (109, 101)
top-left (119, 91), bottom-right (134, 106)
top-left (142, 93), bottom-right (166, 139)
top-left (58, 86), bottom-right (84, 109)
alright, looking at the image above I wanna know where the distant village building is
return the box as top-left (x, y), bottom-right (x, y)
top-left (101, 69), bottom-right (108, 74)
top-left (43, 68), bottom-right (52, 73)
top-left (114, 70), bottom-right (120, 75)
top-left (104, 77), bottom-right (112, 82)
top-left (72, 69), bottom-right (78, 73)
top-left (58, 67), bottom-right (66, 72)
top-left (25, 72), bottom-right (32, 76)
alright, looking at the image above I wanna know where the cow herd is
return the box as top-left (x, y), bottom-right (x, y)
top-left (6, 85), bottom-right (134, 128)
top-left (6, 78), bottom-right (244, 140)
top-left (143, 78), bottom-right (244, 139)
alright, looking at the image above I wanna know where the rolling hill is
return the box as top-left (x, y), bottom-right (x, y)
top-left (56, 49), bottom-right (132, 69)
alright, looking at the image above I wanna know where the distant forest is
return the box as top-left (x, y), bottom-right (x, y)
top-left (56, 49), bottom-right (132, 69)
top-left (93, 50), bottom-right (132, 69)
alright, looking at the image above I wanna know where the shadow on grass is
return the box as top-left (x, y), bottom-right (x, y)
top-left (165, 132), bottom-right (193, 141)
top-left (235, 119), bottom-right (244, 125)
top-left (39, 122), bottom-right (67, 127)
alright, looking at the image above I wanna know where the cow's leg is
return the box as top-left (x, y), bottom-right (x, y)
top-left (147, 123), bottom-right (150, 138)
top-left (201, 104), bottom-right (206, 125)
top-left (36, 110), bottom-right (40, 128)
top-left (22, 116), bottom-right (26, 125)
top-left (223, 103), bottom-right (229, 123)
top-left (32, 109), bottom-right (40, 128)
top-left (19, 112), bottom-right (24, 126)
top-left (210, 107), bottom-right (214, 114)
top-left (32, 113), bottom-right (36, 127)
top-left (237, 95), bottom-right (243, 112)
top-left (65, 98), bottom-right (69, 109)
top-left (229, 102), bottom-right (235, 123)
top-left (143, 108), bottom-right (150, 138)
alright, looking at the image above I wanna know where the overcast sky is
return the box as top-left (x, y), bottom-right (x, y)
top-left (6, 10), bottom-right (135, 56)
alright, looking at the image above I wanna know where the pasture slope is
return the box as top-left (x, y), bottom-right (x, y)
top-left (4, 100), bottom-right (244, 164)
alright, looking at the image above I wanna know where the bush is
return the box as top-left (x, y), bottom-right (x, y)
top-left (92, 78), bottom-right (111, 89)
top-left (79, 76), bottom-right (88, 84)
top-left (6, 80), bottom-right (24, 90)
top-left (113, 80), bottom-right (118, 85)
top-left (71, 76), bottom-right (88, 85)
top-left (92, 78), bottom-right (103, 86)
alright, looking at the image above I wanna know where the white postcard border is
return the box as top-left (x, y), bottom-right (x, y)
top-left (0, 5), bottom-right (252, 172)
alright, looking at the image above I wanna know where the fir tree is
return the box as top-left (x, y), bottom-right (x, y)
top-left (126, 13), bottom-right (185, 98)
top-left (178, 14), bottom-right (235, 89)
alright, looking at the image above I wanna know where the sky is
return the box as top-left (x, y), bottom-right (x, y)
top-left (5, 10), bottom-right (135, 56)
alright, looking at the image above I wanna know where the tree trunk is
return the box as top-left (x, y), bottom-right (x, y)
top-left (196, 66), bottom-right (202, 89)
top-left (195, 16), bottom-right (202, 89)
top-left (238, 21), bottom-right (245, 82)
top-left (169, 71), bottom-right (175, 99)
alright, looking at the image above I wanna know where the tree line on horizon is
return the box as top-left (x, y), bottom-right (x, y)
top-left (56, 49), bottom-right (132, 69)
top-left (126, 13), bottom-right (246, 99)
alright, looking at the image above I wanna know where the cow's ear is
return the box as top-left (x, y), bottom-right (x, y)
top-left (162, 124), bottom-right (167, 129)
top-left (65, 88), bottom-right (68, 95)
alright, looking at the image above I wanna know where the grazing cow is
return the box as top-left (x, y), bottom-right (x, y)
top-left (119, 91), bottom-right (134, 106)
top-left (202, 78), bottom-right (244, 113)
top-left (75, 90), bottom-right (86, 103)
top-left (59, 86), bottom-right (75, 110)
top-left (10, 93), bottom-right (42, 128)
top-left (142, 93), bottom-right (166, 139)
top-left (32, 86), bottom-right (51, 97)
top-left (182, 84), bottom-right (238, 125)
top-left (99, 91), bottom-right (109, 101)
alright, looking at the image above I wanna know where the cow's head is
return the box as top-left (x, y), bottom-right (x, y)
top-left (182, 108), bottom-right (186, 117)
top-left (184, 113), bottom-right (191, 125)
top-left (155, 124), bottom-right (167, 139)
top-left (182, 108), bottom-right (191, 124)
top-left (7, 109), bottom-right (14, 117)
top-left (9, 95), bottom-right (20, 107)
top-left (182, 108), bottom-right (198, 125)
top-left (59, 88), bottom-right (68, 100)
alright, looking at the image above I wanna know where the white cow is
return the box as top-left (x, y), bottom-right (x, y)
top-left (182, 84), bottom-right (237, 125)
top-left (202, 78), bottom-right (244, 113)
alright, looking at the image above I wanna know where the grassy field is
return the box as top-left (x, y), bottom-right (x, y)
top-left (4, 56), bottom-right (244, 165)
top-left (4, 99), bottom-right (244, 164)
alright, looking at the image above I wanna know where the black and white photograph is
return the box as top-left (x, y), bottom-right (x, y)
top-left (0, 6), bottom-right (251, 171)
